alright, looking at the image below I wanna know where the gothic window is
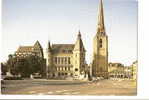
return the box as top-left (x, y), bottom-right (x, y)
top-left (75, 68), bottom-right (78, 71)
top-left (100, 39), bottom-right (102, 48)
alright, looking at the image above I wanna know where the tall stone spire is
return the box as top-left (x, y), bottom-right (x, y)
top-left (97, 0), bottom-right (105, 34)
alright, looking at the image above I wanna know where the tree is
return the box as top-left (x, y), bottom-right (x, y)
top-left (1, 63), bottom-right (8, 75)
top-left (4, 54), bottom-right (46, 78)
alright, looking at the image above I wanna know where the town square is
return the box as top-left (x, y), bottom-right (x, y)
top-left (1, 0), bottom-right (137, 95)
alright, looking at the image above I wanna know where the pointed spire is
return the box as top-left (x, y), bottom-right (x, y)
top-left (97, 0), bottom-right (105, 34)
top-left (48, 40), bottom-right (52, 52)
top-left (34, 40), bottom-right (42, 49)
top-left (78, 30), bottom-right (81, 38)
top-left (74, 30), bottom-right (85, 51)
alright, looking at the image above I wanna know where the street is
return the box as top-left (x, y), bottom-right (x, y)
top-left (1, 79), bottom-right (136, 95)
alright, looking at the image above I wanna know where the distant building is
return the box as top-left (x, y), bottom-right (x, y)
top-left (108, 63), bottom-right (124, 78)
top-left (131, 61), bottom-right (137, 80)
top-left (15, 41), bottom-right (44, 58)
top-left (14, 41), bottom-right (46, 77)
top-left (47, 31), bottom-right (86, 79)
top-left (124, 66), bottom-right (132, 79)
top-left (92, 0), bottom-right (108, 78)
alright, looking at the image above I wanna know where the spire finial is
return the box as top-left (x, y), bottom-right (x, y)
top-left (48, 40), bottom-right (52, 51)
top-left (97, 0), bottom-right (105, 34)
top-left (78, 30), bottom-right (81, 37)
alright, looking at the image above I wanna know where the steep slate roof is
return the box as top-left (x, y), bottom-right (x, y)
top-left (34, 40), bottom-right (43, 49)
top-left (16, 46), bottom-right (34, 53)
top-left (73, 31), bottom-right (86, 52)
top-left (16, 41), bottom-right (43, 53)
top-left (51, 44), bottom-right (75, 54)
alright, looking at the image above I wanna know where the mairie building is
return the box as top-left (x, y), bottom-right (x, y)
top-left (46, 31), bottom-right (86, 78)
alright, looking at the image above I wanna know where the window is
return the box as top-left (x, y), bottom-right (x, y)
top-left (100, 44), bottom-right (102, 48)
top-left (100, 39), bottom-right (102, 43)
top-left (68, 67), bottom-right (70, 71)
top-left (100, 67), bottom-right (103, 72)
top-left (61, 57), bottom-right (64, 64)
top-left (58, 57), bottom-right (60, 64)
top-left (100, 39), bottom-right (102, 48)
top-left (54, 57), bottom-right (57, 64)
top-left (68, 50), bottom-right (72, 53)
top-left (65, 57), bottom-right (67, 64)
top-left (75, 68), bottom-right (78, 71)
top-left (68, 57), bottom-right (71, 64)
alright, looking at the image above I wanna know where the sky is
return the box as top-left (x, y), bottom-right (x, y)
top-left (1, 0), bottom-right (138, 66)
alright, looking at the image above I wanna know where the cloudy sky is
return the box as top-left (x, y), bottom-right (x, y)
top-left (1, 0), bottom-right (137, 66)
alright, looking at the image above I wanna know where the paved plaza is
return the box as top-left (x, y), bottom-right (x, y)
top-left (1, 79), bottom-right (136, 95)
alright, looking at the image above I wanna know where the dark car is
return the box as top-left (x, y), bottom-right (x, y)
top-left (4, 76), bottom-right (23, 80)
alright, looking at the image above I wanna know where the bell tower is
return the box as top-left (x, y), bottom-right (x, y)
top-left (92, 0), bottom-right (108, 78)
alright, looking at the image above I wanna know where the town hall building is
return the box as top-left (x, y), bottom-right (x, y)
top-left (46, 31), bottom-right (86, 78)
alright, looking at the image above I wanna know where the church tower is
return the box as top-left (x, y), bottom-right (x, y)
top-left (92, 0), bottom-right (108, 78)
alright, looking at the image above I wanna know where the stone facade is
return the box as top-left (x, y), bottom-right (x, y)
top-left (132, 61), bottom-right (137, 80)
top-left (92, 0), bottom-right (108, 78)
top-left (47, 31), bottom-right (86, 79)
top-left (108, 63), bottom-right (124, 78)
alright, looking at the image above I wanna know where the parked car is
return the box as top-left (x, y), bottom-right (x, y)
top-left (32, 73), bottom-right (42, 79)
top-left (3, 76), bottom-right (23, 80)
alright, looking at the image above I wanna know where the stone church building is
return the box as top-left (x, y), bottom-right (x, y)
top-left (92, 0), bottom-right (109, 78)
top-left (46, 31), bottom-right (86, 78)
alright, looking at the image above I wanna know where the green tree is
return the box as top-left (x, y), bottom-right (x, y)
top-left (5, 54), bottom-right (45, 78)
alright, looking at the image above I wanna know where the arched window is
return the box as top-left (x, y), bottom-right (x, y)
top-left (100, 39), bottom-right (102, 43)
top-left (100, 39), bottom-right (102, 48)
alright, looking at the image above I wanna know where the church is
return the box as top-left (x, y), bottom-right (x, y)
top-left (92, 0), bottom-right (109, 78)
